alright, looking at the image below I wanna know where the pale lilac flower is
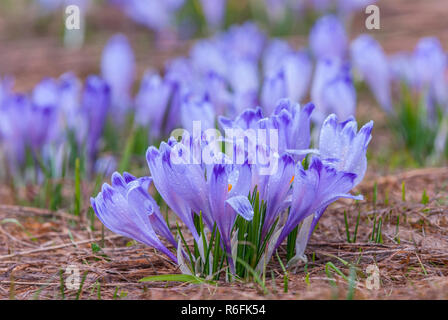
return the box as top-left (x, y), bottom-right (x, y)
top-left (311, 58), bottom-right (355, 122)
top-left (309, 15), bottom-right (348, 61)
top-left (261, 70), bottom-right (287, 114)
top-left (135, 71), bottom-right (172, 139)
top-left (200, 0), bottom-right (227, 30)
top-left (274, 156), bottom-right (363, 258)
top-left (351, 35), bottom-right (392, 112)
top-left (101, 34), bottom-right (135, 123)
top-left (91, 172), bottom-right (177, 262)
top-left (180, 93), bottom-right (216, 133)
top-left (208, 163), bottom-right (253, 272)
top-left (82, 75), bottom-right (111, 168)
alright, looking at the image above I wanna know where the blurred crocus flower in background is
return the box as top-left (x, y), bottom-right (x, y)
top-left (81, 75), bottom-right (111, 171)
top-left (351, 34), bottom-right (393, 113)
top-left (135, 71), bottom-right (172, 140)
top-left (309, 14), bottom-right (348, 61)
top-left (101, 34), bottom-right (135, 125)
top-left (180, 93), bottom-right (216, 133)
top-left (200, 0), bottom-right (227, 30)
top-left (111, 0), bottom-right (184, 32)
top-left (311, 58), bottom-right (356, 123)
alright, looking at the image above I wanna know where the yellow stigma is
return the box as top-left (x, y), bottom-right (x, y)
top-left (289, 175), bottom-right (295, 184)
top-left (228, 184), bottom-right (232, 192)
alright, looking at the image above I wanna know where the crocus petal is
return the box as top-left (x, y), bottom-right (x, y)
top-left (226, 195), bottom-right (254, 221)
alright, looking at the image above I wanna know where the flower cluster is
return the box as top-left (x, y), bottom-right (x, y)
top-left (91, 99), bottom-right (373, 278)
top-left (0, 73), bottom-right (112, 180)
top-left (351, 34), bottom-right (448, 162)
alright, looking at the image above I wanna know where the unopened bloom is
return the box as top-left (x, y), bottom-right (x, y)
top-left (309, 15), bottom-right (348, 61)
top-left (135, 71), bottom-right (172, 139)
top-left (351, 34), bottom-right (392, 112)
top-left (199, 0), bottom-right (226, 30)
top-left (101, 34), bottom-right (135, 123)
top-left (91, 172), bottom-right (177, 262)
top-left (311, 58), bottom-right (355, 122)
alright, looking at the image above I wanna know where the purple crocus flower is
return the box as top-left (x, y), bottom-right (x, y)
top-left (263, 49), bottom-right (312, 111)
top-left (146, 142), bottom-right (207, 241)
top-left (263, 39), bottom-right (293, 76)
top-left (101, 34), bottom-right (135, 124)
top-left (271, 99), bottom-right (315, 156)
top-left (217, 22), bottom-right (266, 62)
top-left (111, 0), bottom-right (183, 32)
top-left (219, 106), bottom-right (264, 131)
top-left (29, 78), bottom-right (61, 151)
top-left (58, 73), bottom-right (82, 129)
top-left (190, 40), bottom-right (228, 78)
top-left (258, 153), bottom-right (295, 239)
top-left (82, 75), bottom-right (111, 170)
top-left (413, 37), bottom-right (446, 88)
top-left (413, 37), bottom-right (447, 111)
top-left (199, 0), bottom-right (227, 30)
top-left (261, 70), bottom-right (287, 115)
top-left (180, 93), bottom-right (216, 133)
top-left (309, 15), bottom-right (348, 61)
top-left (274, 156), bottom-right (362, 258)
top-left (91, 172), bottom-right (177, 262)
top-left (228, 58), bottom-right (260, 113)
top-left (337, 0), bottom-right (377, 17)
top-left (311, 58), bottom-right (355, 123)
top-left (351, 35), bottom-right (393, 112)
top-left (208, 163), bottom-right (253, 272)
top-left (135, 71), bottom-right (172, 139)
top-left (0, 94), bottom-right (30, 169)
top-left (319, 114), bottom-right (373, 186)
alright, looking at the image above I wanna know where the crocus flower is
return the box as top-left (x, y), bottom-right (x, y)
top-left (200, 0), bottom-right (227, 30)
top-left (271, 99), bottom-right (315, 156)
top-left (91, 172), bottom-right (177, 262)
top-left (309, 15), bottom-right (348, 61)
top-left (180, 93), bottom-right (216, 133)
top-left (101, 34), bottom-right (135, 124)
top-left (413, 37), bottom-right (446, 89)
top-left (82, 75), bottom-right (111, 170)
top-left (274, 156), bottom-right (362, 262)
top-left (261, 70), bottom-right (287, 115)
top-left (319, 114), bottom-right (373, 186)
top-left (217, 22), bottom-right (266, 62)
top-left (262, 39), bottom-right (293, 76)
top-left (111, 0), bottom-right (183, 32)
top-left (228, 58), bottom-right (260, 113)
top-left (351, 35), bottom-right (392, 112)
top-left (207, 163), bottom-right (254, 272)
top-left (29, 78), bottom-right (61, 151)
top-left (135, 71), bottom-right (172, 139)
top-left (311, 58), bottom-right (355, 123)
top-left (146, 142), bottom-right (207, 241)
top-left (0, 94), bottom-right (30, 169)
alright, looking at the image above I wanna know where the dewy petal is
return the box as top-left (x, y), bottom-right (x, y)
top-left (146, 145), bottom-right (200, 241)
top-left (274, 157), bottom-right (360, 252)
top-left (319, 114), bottom-right (373, 186)
top-left (91, 182), bottom-right (177, 263)
top-left (226, 196), bottom-right (254, 221)
top-left (261, 153), bottom-right (295, 238)
top-left (126, 181), bottom-right (177, 248)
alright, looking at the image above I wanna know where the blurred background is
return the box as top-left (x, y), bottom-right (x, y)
top-left (1, 0), bottom-right (447, 91)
